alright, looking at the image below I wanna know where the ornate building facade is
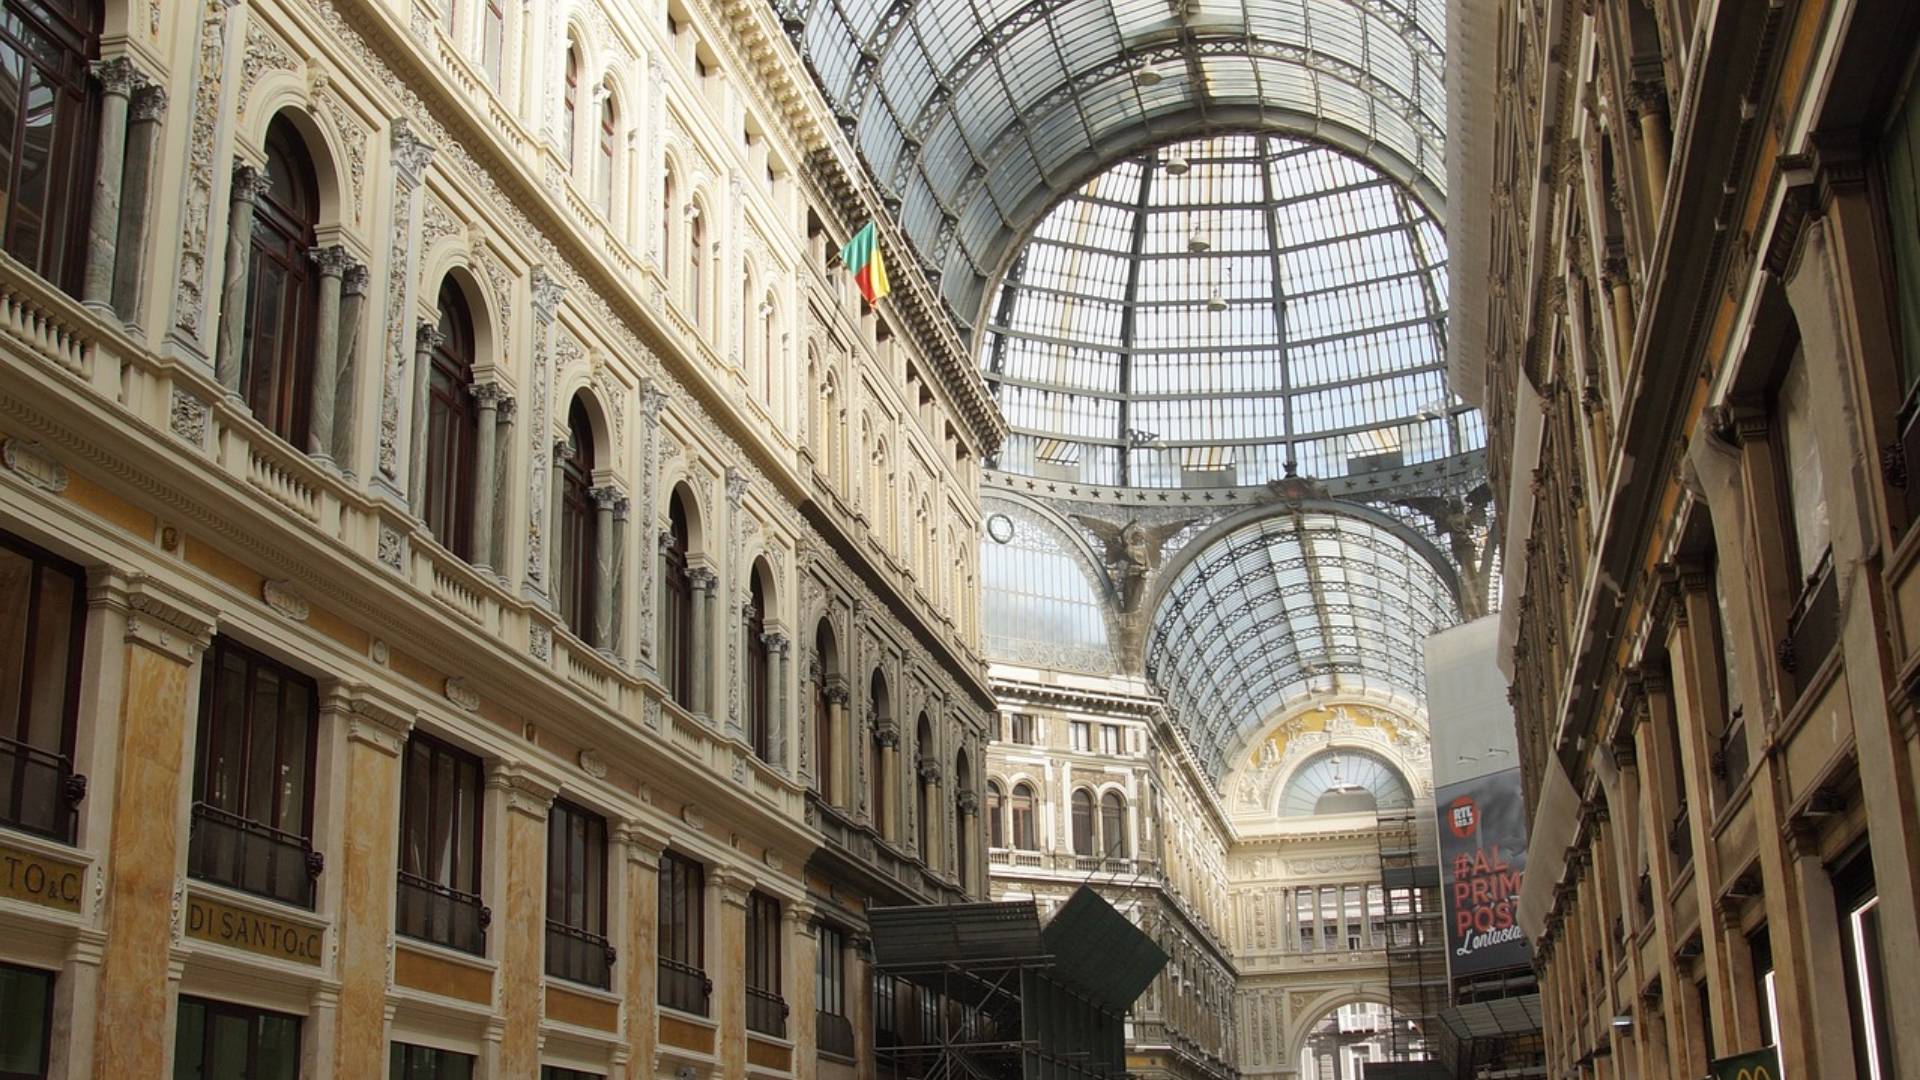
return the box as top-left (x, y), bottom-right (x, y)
top-left (1459, 0), bottom-right (1920, 1075)
top-left (0, 0), bottom-right (996, 1076)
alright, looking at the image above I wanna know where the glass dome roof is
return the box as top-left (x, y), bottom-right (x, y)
top-left (981, 132), bottom-right (1478, 489)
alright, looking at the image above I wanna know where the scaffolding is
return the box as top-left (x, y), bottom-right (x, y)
top-left (1375, 801), bottom-right (1447, 1063)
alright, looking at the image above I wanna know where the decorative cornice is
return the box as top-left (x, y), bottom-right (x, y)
top-left (487, 763), bottom-right (560, 819)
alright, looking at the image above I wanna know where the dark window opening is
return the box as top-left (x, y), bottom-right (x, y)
top-left (660, 492), bottom-right (694, 710)
top-left (173, 997), bottom-right (300, 1080)
top-left (558, 398), bottom-right (596, 642)
top-left (545, 799), bottom-right (611, 989)
top-left (389, 1042), bottom-right (474, 1080)
top-left (0, 962), bottom-right (53, 1080)
top-left (0, 530), bottom-right (85, 843)
top-left (0, 0), bottom-right (100, 297)
top-left (423, 279), bottom-right (478, 561)
top-left (242, 117), bottom-right (321, 449)
top-left (396, 732), bottom-right (487, 955)
top-left (746, 891), bottom-right (786, 1037)
top-left (658, 850), bottom-right (709, 1015)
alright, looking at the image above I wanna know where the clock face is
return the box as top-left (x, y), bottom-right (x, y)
top-left (986, 513), bottom-right (1015, 544)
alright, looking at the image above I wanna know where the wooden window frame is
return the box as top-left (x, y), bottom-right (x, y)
top-left (562, 46), bottom-right (579, 169)
top-left (396, 731), bottom-right (487, 955)
top-left (745, 891), bottom-right (786, 1037)
top-left (0, 529), bottom-right (86, 844)
top-left (544, 798), bottom-right (612, 989)
top-left (985, 781), bottom-right (1004, 848)
top-left (658, 850), bottom-right (710, 1015)
top-left (559, 399), bottom-right (597, 643)
top-left (1099, 791), bottom-right (1125, 858)
top-left (1011, 782), bottom-right (1036, 851)
top-left (0, 962), bottom-right (53, 1080)
top-left (661, 494), bottom-right (694, 710)
top-left (390, 1042), bottom-right (475, 1080)
top-left (175, 995), bottom-right (302, 1080)
top-left (242, 119), bottom-right (321, 450)
top-left (424, 280), bottom-right (479, 562)
top-left (0, 0), bottom-right (100, 297)
top-left (746, 574), bottom-right (770, 761)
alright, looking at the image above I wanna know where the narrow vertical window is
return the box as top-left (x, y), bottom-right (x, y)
top-left (189, 638), bottom-right (320, 908)
top-left (689, 209), bottom-right (706, 327)
top-left (544, 799), bottom-right (611, 989)
top-left (985, 781), bottom-right (1004, 848)
top-left (662, 168), bottom-right (675, 267)
top-left (658, 851), bottom-right (709, 1015)
top-left (396, 732), bottom-right (486, 955)
top-left (0, 530), bottom-right (85, 843)
top-left (481, 0), bottom-right (505, 88)
top-left (746, 572), bottom-right (770, 761)
top-left (562, 46), bottom-right (579, 169)
top-left (812, 624), bottom-right (833, 797)
top-left (594, 85), bottom-right (615, 212)
top-left (559, 399), bottom-right (596, 642)
top-left (660, 493), bottom-right (694, 710)
top-left (816, 925), bottom-right (852, 1057)
top-left (0, 963), bottom-right (53, 1080)
top-left (1069, 788), bottom-right (1093, 856)
top-left (1100, 792), bottom-right (1125, 858)
top-left (424, 280), bottom-right (478, 561)
top-left (243, 119), bottom-right (321, 449)
top-left (1011, 782), bottom-right (1035, 850)
top-left (0, 0), bottom-right (100, 296)
top-left (761, 295), bottom-right (776, 403)
top-left (745, 892), bottom-right (785, 1036)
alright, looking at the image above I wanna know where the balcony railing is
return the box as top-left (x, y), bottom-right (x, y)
top-left (817, 1010), bottom-right (855, 1058)
top-left (396, 871), bottom-right (489, 955)
top-left (1779, 551), bottom-right (1839, 698)
top-left (188, 802), bottom-right (320, 909)
top-left (659, 957), bottom-right (711, 1016)
top-left (746, 985), bottom-right (789, 1038)
top-left (544, 920), bottom-right (615, 990)
top-left (0, 735), bottom-right (83, 843)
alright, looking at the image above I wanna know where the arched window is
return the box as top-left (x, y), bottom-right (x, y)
top-left (243, 117), bottom-right (322, 449)
top-left (662, 167), bottom-right (675, 267)
top-left (424, 279), bottom-right (478, 560)
top-left (760, 293), bottom-right (777, 404)
top-left (441, 0), bottom-right (459, 37)
top-left (1100, 792), bottom-right (1126, 858)
top-left (1070, 789), bottom-right (1093, 856)
top-left (953, 749), bottom-right (972, 882)
top-left (746, 569), bottom-right (770, 761)
top-left (594, 83), bottom-right (616, 212)
top-left (558, 398), bottom-right (596, 641)
top-left (742, 272), bottom-right (756, 378)
top-left (0, 0), bottom-right (99, 295)
top-left (1010, 782), bottom-right (1036, 851)
top-left (813, 620), bottom-right (836, 800)
top-left (562, 45), bottom-right (579, 169)
top-left (661, 491), bottom-right (694, 710)
top-left (869, 672), bottom-right (890, 840)
top-left (985, 781), bottom-right (1004, 849)
top-left (915, 713), bottom-right (935, 866)
top-left (689, 206), bottom-right (706, 327)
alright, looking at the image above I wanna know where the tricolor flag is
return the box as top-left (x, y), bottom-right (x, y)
top-left (839, 221), bottom-right (891, 303)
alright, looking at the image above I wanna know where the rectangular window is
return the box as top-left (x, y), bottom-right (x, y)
top-left (173, 997), bottom-right (300, 1080)
top-left (1344, 885), bottom-right (1365, 950)
top-left (1100, 724), bottom-right (1122, 755)
top-left (874, 971), bottom-right (898, 1045)
top-left (1776, 346), bottom-right (1830, 585)
top-left (1296, 890), bottom-right (1316, 953)
top-left (1320, 886), bottom-right (1339, 951)
top-left (396, 733), bottom-right (486, 955)
top-left (1069, 721), bottom-right (1090, 752)
top-left (1367, 884), bottom-right (1386, 947)
top-left (1006, 714), bottom-right (1034, 745)
top-left (816, 924), bottom-right (854, 1056)
top-left (540, 1069), bottom-right (603, 1080)
top-left (189, 638), bottom-right (320, 908)
top-left (0, 531), bottom-right (85, 843)
top-left (746, 892), bottom-right (786, 1037)
top-left (545, 800), bottom-right (611, 989)
top-left (0, 0), bottom-right (98, 296)
top-left (659, 851), bottom-right (709, 1015)
top-left (0, 963), bottom-right (52, 1080)
top-left (481, 0), bottom-right (505, 88)
top-left (389, 1042), bottom-right (475, 1080)
top-left (1883, 66), bottom-right (1920, 389)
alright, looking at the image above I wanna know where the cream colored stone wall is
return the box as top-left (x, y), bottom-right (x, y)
top-left (0, 0), bottom-right (996, 1076)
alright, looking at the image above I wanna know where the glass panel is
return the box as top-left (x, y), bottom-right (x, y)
top-left (0, 964), bottom-right (50, 1075)
top-left (1777, 347), bottom-right (1830, 582)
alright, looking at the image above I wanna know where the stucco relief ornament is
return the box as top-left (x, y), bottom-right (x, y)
top-left (261, 580), bottom-right (309, 621)
top-left (377, 523), bottom-right (404, 571)
top-left (169, 388), bottom-right (210, 450)
top-left (529, 623), bottom-right (552, 662)
top-left (443, 676), bottom-right (479, 712)
top-left (1, 439), bottom-right (68, 493)
top-left (578, 748), bottom-right (607, 779)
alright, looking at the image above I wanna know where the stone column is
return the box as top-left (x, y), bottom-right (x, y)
top-left (333, 264), bottom-right (370, 475)
top-left (617, 824), bottom-right (666, 1075)
top-left (787, 900), bottom-right (819, 1067)
top-left (112, 82), bottom-right (166, 319)
top-left (850, 933), bottom-right (874, 1080)
top-left (90, 578), bottom-right (215, 1077)
top-left (956, 789), bottom-right (979, 894)
top-left (1627, 80), bottom-right (1671, 210)
top-left (548, 438), bottom-right (573, 616)
top-left (611, 496), bottom-right (629, 657)
top-left (408, 322), bottom-right (444, 516)
top-left (875, 722), bottom-right (900, 842)
top-left (83, 57), bottom-right (139, 312)
top-left (916, 757), bottom-right (942, 872)
top-left (768, 632), bottom-right (791, 769)
top-left (689, 568), bottom-right (717, 718)
top-left (489, 765), bottom-right (558, 1078)
top-left (470, 384), bottom-right (506, 571)
top-left (214, 164), bottom-right (272, 397)
top-left (713, 868), bottom-right (754, 1078)
top-left (825, 680), bottom-right (849, 806)
top-left (491, 395), bottom-right (516, 578)
top-left (590, 485), bottom-right (619, 651)
top-left (308, 246), bottom-right (354, 467)
top-left (328, 690), bottom-right (415, 1080)
top-left (1602, 253), bottom-right (1634, 376)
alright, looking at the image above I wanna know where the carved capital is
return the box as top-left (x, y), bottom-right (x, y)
top-left (415, 320), bottom-right (445, 355)
top-left (957, 789), bottom-right (979, 815)
top-left (589, 484), bottom-right (622, 511)
top-left (390, 117), bottom-right (436, 180)
top-left (115, 573), bottom-right (217, 663)
top-left (641, 381), bottom-right (668, 420)
top-left (230, 163), bottom-right (272, 206)
top-left (309, 244), bottom-right (355, 279)
top-left (341, 262), bottom-right (371, 296)
top-left (875, 722), bottom-right (901, 750)
top-left (530, 265), bottom-right (565, 317)
top-left (332, 684), bottom-right (415, 756)
top-left (916, 757), bottom-right (942, 784)
top-left (488, 763), bottom-right (560, 819)
top-left (91, 55), bottom-right (141, 96)
top-left (130, 82), bottom-right (168, 123)
top-left (471, 381), bottom-right (511, 410)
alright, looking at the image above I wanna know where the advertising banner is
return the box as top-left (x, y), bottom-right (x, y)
top-left (1706, 1046), bottom-right (1780, 1080)
top-left (1436, 767), bottom-right (1530, 977)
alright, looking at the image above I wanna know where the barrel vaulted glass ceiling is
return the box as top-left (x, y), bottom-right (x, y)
top-left (773, 0), bottom-right (1447, 331)
top-left (1147, 511), bottom-right (1457, 780)
top-left (983, 133), bottom-right (1476, 487)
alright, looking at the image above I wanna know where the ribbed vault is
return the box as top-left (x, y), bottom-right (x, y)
top-left (1147, 510), bottom-right (1456, 781)
top-left (773, 0), bottom-right (1446, 334)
